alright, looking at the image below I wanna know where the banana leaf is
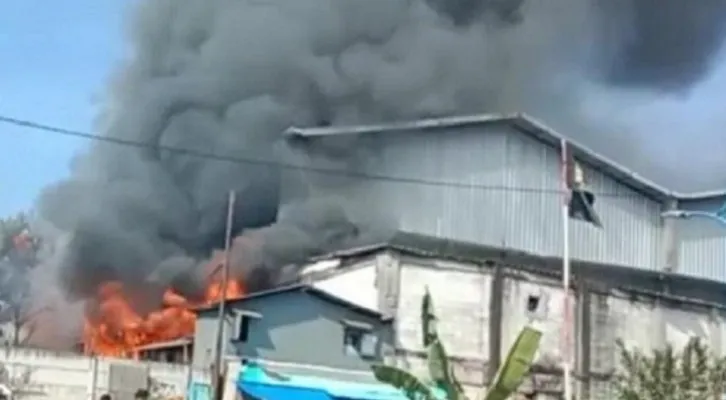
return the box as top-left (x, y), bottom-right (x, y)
top-left (427, 339), bottom-right (463, 400)
top-left (421, 287), bottom-right (437, 347)
top-left (483, 326), bottom-right (542, 400)
top-left (371, 365), bottom-right (439, 400)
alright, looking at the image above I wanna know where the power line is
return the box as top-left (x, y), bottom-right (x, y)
top-left (0, 114), bottom-right (635, 198)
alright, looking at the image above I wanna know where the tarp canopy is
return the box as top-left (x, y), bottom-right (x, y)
top-left (237, 362), bottom-right (445, 400)
top-left (186, 382), bottom-right (211, 400)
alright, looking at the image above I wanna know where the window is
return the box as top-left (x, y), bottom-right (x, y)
top-left (526, 295), bottom-right (540, 313)
top-left (234, 315), bottom-right (250, 342)
top-left (232, 310), bottom-right (260, 342)
top-left (525, 291), bottom-right (549, 321)
top-left (342, 320), bottom-right (378, 358)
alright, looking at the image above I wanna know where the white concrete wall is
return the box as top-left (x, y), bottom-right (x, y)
top-left (0, 347), bottom-right (211, 400)
top-left (604, 294), bottom-right (726, 359)
top-left (500, 274), bottom-right (572, 368)
top-left (302, 252), bottom-right (726, 399)
top-left (310, 261), bottom-right (379, 312)
top-left (395, 259), bottom-right (491, 397)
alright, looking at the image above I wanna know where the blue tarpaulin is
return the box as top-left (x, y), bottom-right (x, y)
top-left (186, 381), bottom-right (211, 400)
top-left (237, 362), bottom-right (445, 400)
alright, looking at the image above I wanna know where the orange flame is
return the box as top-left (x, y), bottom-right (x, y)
top-left (82, 271), bottom-right (244, 358)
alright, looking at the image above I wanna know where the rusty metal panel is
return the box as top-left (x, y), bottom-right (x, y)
top-left (108, 362), bottom-right (148, 400)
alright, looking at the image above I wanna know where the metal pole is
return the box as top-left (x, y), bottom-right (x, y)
top-left (562, 202), bottom-right (572, 400)
top-left (90, 355), bottom-right (99, 400)
top-left (212, 190), bottom-right (236, 400)
top-left (560, 138), bottom-right (573, 400)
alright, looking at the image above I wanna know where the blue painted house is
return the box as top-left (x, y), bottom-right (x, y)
top-left (192, 284), bottom-right (394, 373)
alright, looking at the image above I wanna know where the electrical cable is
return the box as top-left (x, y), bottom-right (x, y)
top-left (0, 114), bottom-right (641, 198)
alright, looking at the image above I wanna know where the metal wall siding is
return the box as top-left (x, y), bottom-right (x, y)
top-left (278, 124), bottom-right (664, 269)
top-left (677, 198), bottom-right (726, 281)
top-left (358, 125), bottom-right (663, 268)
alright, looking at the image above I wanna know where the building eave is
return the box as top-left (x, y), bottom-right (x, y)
top-left (301, 231), bottom-right (726, 310)
top-left (284, 113), bottom-right (724, 202)
top-left (194, 283), bottom-right (387, 320)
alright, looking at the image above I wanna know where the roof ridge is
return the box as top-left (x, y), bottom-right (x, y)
top-left (284, 113), bottom-right (726, 200)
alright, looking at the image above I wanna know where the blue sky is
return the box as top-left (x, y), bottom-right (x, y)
top-left (0, 0), bottom-right (129, 216)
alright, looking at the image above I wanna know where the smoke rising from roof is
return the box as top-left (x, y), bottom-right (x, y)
top-left (33, 0), bottom-right (726, 311)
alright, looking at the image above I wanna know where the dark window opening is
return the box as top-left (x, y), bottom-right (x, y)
top-left (343, 326), bottom-right (377, 358)
top-left (234, 315), bottom-right (250, 342)
top-left (526, 295), bottom-right (540, 313)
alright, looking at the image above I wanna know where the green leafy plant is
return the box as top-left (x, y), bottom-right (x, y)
top-left (0, 213), bottom-right (30, 260)
top-left (372, 287), bottom-right (542, 400)
top-left (614, 337), bottom-right (726, 400)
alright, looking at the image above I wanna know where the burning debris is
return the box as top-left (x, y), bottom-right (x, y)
top-left (83, 273), bottom-right (243, 357)
top-left (26, 0), bottom-right (726, 353)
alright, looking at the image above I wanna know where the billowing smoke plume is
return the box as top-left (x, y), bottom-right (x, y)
top-left (34, 0), bottom-right (726, 309)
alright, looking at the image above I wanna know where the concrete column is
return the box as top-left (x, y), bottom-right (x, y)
top-left (575, 277), bottom-right (591, 400)
top-left (487, 262), bottom-right (504, 382)
top-left (710, 307), bottom-right (722, 356)
top-left (657, 198), bottom-right (679, 349)
top-left (375, 252), bottom-right (401, 320)
top-left (662, 198), bottom-right (680, 273)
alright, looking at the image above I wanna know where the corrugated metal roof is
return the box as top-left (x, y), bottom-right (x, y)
top-left (194, 283), bottom-right (387, 319)
top-left (304, 231), bottom-right (726, 309)
top-left (284, 113), bottom-right (725, 201)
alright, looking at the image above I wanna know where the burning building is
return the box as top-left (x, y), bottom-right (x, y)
top-left (26, 0), bottom-right (726, 354)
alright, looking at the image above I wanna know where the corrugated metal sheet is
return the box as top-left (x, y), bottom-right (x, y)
top-left (677, 198), bottom-right (726, 281)
top-left (280, 124), bottom-right (664, 269)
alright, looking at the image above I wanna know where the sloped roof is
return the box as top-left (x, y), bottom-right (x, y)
top-left (194, 283), bottom-right (387, 320)
top-left (284, 113), bottom-right (725, 201)
top-left (304, 231), bottom-right (726, 310)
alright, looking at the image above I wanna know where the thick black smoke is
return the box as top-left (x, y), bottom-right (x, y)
top-left (33, 0), bottom-right (726, 310)
top-left (596, 0), bottom-right (726, 91)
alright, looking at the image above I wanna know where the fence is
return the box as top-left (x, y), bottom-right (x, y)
top-left (0, 346), bottom-right (217, 400)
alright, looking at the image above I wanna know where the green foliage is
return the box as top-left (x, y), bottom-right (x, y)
top-left (614, 337), bottom-right (726, 400)
top-left (0, 213), bottom-right (29, 259)
top-left (421, 287), bottom-right (437, 348)
top-left (371, 286), bottom-right (542, 400)
top-left (483, 327), bottom-right (542, 400)
top-left (371, 365), bottom-right (439, 400)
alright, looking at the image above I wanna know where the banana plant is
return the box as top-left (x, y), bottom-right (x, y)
top-left (482, 326), bottom-right (542, 400)
top-left (371, 287), bottom-right (542, 400)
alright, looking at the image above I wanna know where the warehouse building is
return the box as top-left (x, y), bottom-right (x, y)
top-left (296, 232), bottom-right (726, 399)
top-left (282, 113), bottom-right (726, 282)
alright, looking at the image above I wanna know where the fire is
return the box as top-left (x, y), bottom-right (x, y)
top-left (82, 272), bottom-right (244, 358)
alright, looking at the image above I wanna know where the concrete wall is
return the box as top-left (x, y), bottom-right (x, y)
top-left (301, 250), bottom-right (726, 399)
top-left (193, 289), bottom-right (393, 372)
top-left (0, 348), bottom-right (385, 400)
top-left (0, 347), bottom-right (210, 400)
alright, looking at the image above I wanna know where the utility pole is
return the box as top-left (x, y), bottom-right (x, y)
top-left (560, 139), bottom-right (573, 400)
top-left (212, 190), bottom-right (235, 400)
